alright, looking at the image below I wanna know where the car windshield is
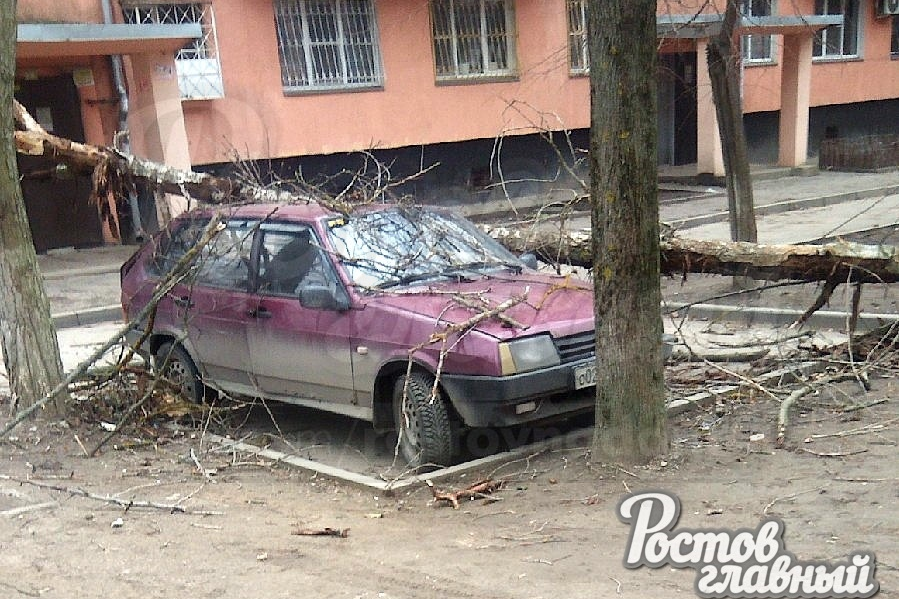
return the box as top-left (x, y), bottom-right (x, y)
top-left (326, 207), bottom-right (522, 289)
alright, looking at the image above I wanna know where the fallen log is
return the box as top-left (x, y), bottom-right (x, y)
top-left (14, 100), bottom-right (301, 206)
top-left (483, 224), bottom-right (899, 284)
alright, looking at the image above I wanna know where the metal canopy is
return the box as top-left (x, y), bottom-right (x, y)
top-left (657, 14), bottom-right (844, 39)
top-left (17, 23), bottom-right (202, 59)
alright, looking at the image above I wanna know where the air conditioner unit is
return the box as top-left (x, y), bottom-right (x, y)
top-left (878, 0), bottom-right (899, 16)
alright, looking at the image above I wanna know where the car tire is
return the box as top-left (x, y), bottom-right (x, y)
top-left (154, 341), bottom-right (204, 403)
top-left (393, 371), bottom-right (454, 468)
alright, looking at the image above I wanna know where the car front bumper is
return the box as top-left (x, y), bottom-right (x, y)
top-left (440, 359), bottom-right (596, 428)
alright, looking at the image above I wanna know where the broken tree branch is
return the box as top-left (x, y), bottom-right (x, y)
top-left (0, 475), bottom-right (222, 515)
top-left (427, 478), bottom-right (504, 509)
top-left (14, 100), bottom-right (302, 206)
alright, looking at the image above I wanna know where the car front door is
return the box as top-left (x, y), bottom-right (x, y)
top-left (167, 219), bottom-right (257, 392)
top-left (245, 224), bottom-right (357, 410)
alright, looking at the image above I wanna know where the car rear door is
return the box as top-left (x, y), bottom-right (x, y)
top-left (245, 223), bottom-right (357, 408)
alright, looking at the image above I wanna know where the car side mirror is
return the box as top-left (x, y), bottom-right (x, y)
top-left (299, 285), bottom-right (350, 311)
top-left (519, 252), bottom-right (539, 270)
top-left (300, 285), bottom-right (350, 312)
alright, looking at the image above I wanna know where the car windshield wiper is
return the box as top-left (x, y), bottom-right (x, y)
top-left (446, 261), bottom-right (523, 275)
top-left (374, 271), bottom-right (447, 290)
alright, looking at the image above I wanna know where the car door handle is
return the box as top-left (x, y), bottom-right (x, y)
top-left (247, 307), bottom-right (272, 319)
top-left (173, 296), bottom-right (194, 308)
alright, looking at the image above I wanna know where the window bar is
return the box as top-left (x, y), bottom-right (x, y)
top-left (479, 0), bottom-right (489, 73)
top-left (299, 0), bottom-right (316, 86)
top-left (450, 0), bottom-right (460, 76)
top-left (335, 0), bottom-right (349, 85)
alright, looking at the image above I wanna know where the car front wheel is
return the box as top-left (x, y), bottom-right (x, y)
top-left (154, 341), bottom-right (204, 403)
top-left (393, 371), bottom-right (454, 468)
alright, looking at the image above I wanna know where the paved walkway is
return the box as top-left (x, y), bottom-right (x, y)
top-left (36, 167), bottom-right (899, 328)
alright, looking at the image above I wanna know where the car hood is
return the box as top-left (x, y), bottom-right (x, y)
top-left (360, 271), bottom-right (595, 340)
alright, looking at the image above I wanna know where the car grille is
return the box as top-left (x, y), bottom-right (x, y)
top-left (553, 331), bottom-right (596, 364)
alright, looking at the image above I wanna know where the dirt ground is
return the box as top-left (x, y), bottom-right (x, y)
top-left (1, 269), bottom-right (897, 598)
top-left (1, 366), bottom-right (896, 598)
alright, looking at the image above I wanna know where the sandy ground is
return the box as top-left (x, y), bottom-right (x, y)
top-left (0, 365), bottom-right (896, 598)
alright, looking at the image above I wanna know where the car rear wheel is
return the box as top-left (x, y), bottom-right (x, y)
top-left (154, 341), bottom-right (204, 403)
top-left (393, 372), bottom-right (454, 468)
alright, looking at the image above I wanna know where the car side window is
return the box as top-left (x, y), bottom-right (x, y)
top-left (194, 221), bottom-right (255, 290)
top-left (151, 217), bottom-right (208, 275)
top-left (258, 227), bottom-right (338, 297)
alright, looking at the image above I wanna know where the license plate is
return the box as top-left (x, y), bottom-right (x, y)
top-left (573, 362), bottom-right (596, 390)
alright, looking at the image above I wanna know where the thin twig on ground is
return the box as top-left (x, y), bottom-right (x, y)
top-left (0, 475), bottom-right (222, 515)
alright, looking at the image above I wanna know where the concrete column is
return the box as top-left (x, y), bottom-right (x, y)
top-left (126, 51), bottom-right (191, 218)
top-left (127, 51), bottom-right (191, 169)
top-left (695, 39), bottom-right (725, 177)
top-left (778, 33), bottom-right (813, 167)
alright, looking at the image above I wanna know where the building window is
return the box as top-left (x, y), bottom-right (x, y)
top-left (567, 0), bottom-right (588, 73)
top-left (273, 0), bottom-right (384, 92)
top-left (892, 16), bottom-right (899, 58)
top-left (123, 3), bottom-right (224, 99)
top-left (741, 0), bottom-right (774, 63)
top-left (813, 0), bottom-right (860, 59)
top-left (430, 0), bottom-right (517, 81)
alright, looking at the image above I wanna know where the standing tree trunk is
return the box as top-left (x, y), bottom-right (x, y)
top-left (707, 0), bottom-right (757, 244)
top-left (0, 1), bottom-right (67, 414)
top-left (588, 0), bottom-right (668, 463)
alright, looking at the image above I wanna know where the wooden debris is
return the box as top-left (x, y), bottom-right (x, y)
top-left (427, 478), bottom-right (504, 509)
top-left (292, 527), bottom-right (350, 538)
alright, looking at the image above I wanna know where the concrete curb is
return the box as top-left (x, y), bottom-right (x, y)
top-left (668, 184), bottom-right (899, 230)
top-left (665, 302), bottom-right (898, 331)
top-left (206, 428), bottom-right (594, 494)
top-left (43, 265), bottom-right (121, 281)
top-left (205, 360), bottom-right (825, 491)
top-left (52, 305), bottom-right (121, 329)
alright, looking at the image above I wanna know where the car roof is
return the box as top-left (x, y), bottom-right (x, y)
top-left (204, 202), bottom-right (341, 222)
top-left (181, 202), bottom-right (449, 225)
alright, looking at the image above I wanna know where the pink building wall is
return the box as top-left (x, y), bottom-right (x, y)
top-left (14, 0), bottom-right (899, 166)
top-left (183, 0), bottom-right (590, 165)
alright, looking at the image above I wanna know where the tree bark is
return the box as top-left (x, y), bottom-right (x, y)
top-left (0, 2), bottom-right (68, 414)
top-left (588, 0), bottom-right (668, 463)
top-left (13, 102), bottom-right (299, 207)
top-left (484, 224), bottom-right (899, 284)
top-left (707, 1), bottom-right (757, 244)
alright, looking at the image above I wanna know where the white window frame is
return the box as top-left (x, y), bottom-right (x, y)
top-left (813, 0), bottom-right (861, 60)
top-left (123, 3), bottom-right (225, 100)
top-left (430, 0), bottom-right (517, 81)
top-left (567, 0), bottom-right (588, 74)
top-left (741, 0), bottom-right (775, 64)
top-left (273, 0), bottom-right (384, 93)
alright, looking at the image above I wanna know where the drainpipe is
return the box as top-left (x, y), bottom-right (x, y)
top-left (101, 0), bottom-right (146, 242)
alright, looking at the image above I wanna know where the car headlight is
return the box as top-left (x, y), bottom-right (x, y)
top-left (499, 335), bottom-right (561, 375)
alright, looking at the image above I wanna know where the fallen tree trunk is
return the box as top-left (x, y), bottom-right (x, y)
top-left (483, 224), bottom-right (899, 284)
top-left (13, 101), bottom-right (899, 286)
top-left (14, 101), bottom-right (299, 206)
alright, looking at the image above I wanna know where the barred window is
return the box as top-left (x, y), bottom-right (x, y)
top-left (431, 0), bottom-right (517, 81)
top-left (273, 0), bottom-right (384, 92)
top-left (567, 0), bottom-right (588, 73)
top-left (741, 0), bottom-right (774, 63)
top-left (123, 3), bottom-right (224, 99)
top-left (813, 0), bottom-right (860, 59)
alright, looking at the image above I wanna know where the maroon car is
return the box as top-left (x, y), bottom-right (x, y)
top-left (121, 203), bottom-right (599, 466)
